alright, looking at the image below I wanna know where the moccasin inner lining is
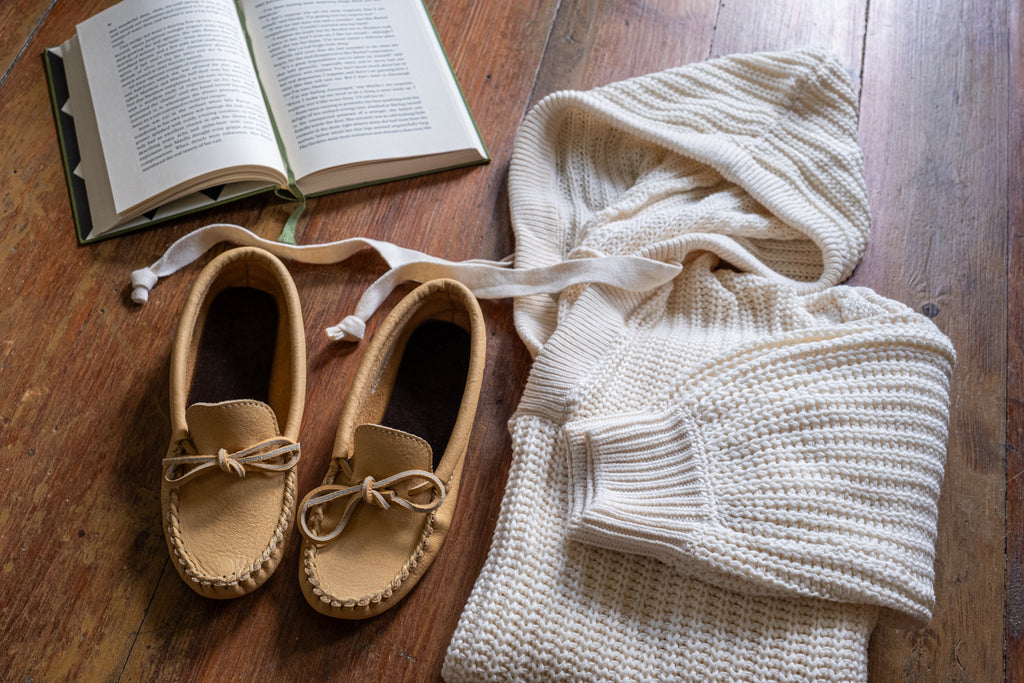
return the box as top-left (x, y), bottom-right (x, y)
top-left (188, 287), bottom-right (279, 406)
top-left (380, 319), bottom-right (470, 469)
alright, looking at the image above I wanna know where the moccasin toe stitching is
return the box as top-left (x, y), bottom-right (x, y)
top-left (302, 508), bottom-right (438, 615)
top-left (166, 468), bottom-right (297, 597)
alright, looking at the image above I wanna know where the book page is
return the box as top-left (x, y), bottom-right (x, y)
top-left (57, 35), bottom-right (135, 237)
top-left (76, 0), bottom-right (287, 215)
top-left (240, 0), bottom-right (484, 188)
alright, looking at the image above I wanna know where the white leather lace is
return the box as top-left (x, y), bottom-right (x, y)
top-left (297, 469), bottom-right (446, 544)
top-left (162, 436), bottom-right (300, 485)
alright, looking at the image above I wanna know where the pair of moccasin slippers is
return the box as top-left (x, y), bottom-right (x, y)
top-left (160, 247), bottom-right (486, 618)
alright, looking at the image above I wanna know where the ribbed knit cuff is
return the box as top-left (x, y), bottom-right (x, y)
top-left (561, 312), bottom-right (955, 621)
top-left (563, 404), bottom-right (713, 560)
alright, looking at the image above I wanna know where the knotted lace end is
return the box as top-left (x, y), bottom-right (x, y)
top-left (131, 267), bottom-right (158, 304)
top-left (326, 315), bottom-right (366, 342)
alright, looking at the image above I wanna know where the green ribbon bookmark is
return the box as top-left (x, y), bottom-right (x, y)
top-left (278, 191), bottom-right (305, 244)
top-left (275, 177), bottom-right (305, 244)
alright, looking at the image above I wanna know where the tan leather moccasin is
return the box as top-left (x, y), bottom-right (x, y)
top-left (162, 247), bottom-right (305, 598)
top-left (298, 279), bottom-right (485, 618)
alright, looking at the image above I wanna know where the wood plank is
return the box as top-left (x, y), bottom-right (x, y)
top-left (708, 0), bottom-right (867, 90)
top-left (854, 0), bottom-right (1009, 679)
top-left (527, 0), bottom-right (719, 104)
top-left (1006, 0), bottom-right (1024, 679)
top-left (0, 0), bottom-right (54, 87)
top-left (0, 2), bottom-right (180, 680)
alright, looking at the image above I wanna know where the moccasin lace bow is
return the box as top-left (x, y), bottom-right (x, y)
top-left (298, 470), bottom-right (446, 545)
top-left (163, 437), bottom-right (300, 486)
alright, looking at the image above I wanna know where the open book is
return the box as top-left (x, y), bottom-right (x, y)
top-left (44, 0), bottom-right (488, 243)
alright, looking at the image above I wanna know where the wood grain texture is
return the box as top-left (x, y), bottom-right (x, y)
top-left (1006, 0), bottom-right (1024, 678)
top-left (854, 0), bottom-right (1010, 680)
top-left (0, 0), bottom-right (1017, 681)
top-left (708, 0), bottom-right (867, 88)
top-left (527, 0), bottom-right (719, 104)
top-left (0, 0), bottom-right (54, 88)
top-left (0, 2), bottom-right (176, 681)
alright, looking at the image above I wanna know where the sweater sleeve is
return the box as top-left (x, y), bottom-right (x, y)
top-left (562, 313), bottom-right (955, 621)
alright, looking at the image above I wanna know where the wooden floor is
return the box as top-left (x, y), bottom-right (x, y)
top-left (0, 0), bottom-right (1020, 680)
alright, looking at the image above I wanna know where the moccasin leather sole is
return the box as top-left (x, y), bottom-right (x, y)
top-left (299, 279), bottom-right (485, 618)
top-left (162, 247), bottom-right (305, 598)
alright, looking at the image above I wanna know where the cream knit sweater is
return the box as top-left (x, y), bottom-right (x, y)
top-left (442, 48), bottom-right (955, 681)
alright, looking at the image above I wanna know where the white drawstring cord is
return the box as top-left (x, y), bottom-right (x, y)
top-left (131, 223), bottom-right (682, 342)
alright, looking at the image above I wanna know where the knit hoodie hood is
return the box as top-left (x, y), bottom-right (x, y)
top-left (509, 48), bottom-right (868, 355)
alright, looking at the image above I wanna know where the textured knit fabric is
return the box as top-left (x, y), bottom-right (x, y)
top-left (442, 48), bottom-right (955, 682)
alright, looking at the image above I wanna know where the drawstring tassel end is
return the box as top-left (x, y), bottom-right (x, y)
top-left (130, 267), bottom-right (158, 304)
top-left (326, 315), bottom-right (367, 342)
